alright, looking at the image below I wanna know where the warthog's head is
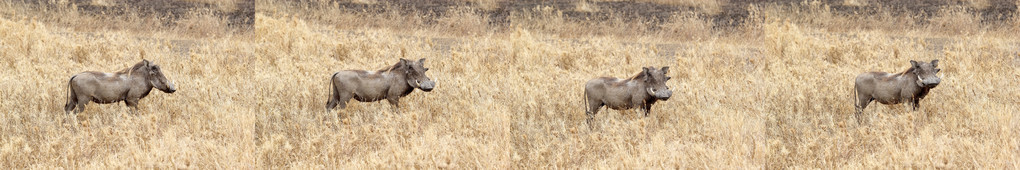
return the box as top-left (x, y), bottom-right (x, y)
top-left (401, 58), bottom-right (435, 92)
top-left (641, 66), bottom-right (672, 100)
top-left (910, 60), bottom-right (941, 88)
top-left (144, 60), bottom-right (176, 93)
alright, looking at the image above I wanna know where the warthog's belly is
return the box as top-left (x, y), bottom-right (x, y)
top-left (605, 102), bottom-right (634, 110)
top-left (353, 95), bottom-right (384, 102)
top-left (875, 98), bottom-right (901, 105)
top-left (91, 98), bottom-right (123, 104)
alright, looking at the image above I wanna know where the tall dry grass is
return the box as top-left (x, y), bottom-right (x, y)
top-left (0, 0), bottom-right (256, 168)
top-left (254, 0), bottom-right (1020, 168)
top-left (2, 0), bottom-right (1019, 168)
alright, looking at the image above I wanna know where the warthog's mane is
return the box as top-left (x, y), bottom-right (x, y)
top-left (626, 70), bottom-right (649, 81)
top-left (377, 61), bottom-right (407, 73)
top-left (896, 67), bottom-right (917, 77)
top-left (116, 61), bottom-right (149, 76)
top-left (880, 67), bottom-right (916, 81)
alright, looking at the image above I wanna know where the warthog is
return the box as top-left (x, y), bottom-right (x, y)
top-left (854, 60), bottom-right (941, 123)
top-left (325, 58), bottom-right (435, 114)
top-left (584, 66), bottom-right (672, 125)
top-left (64, 59), bottom-right (177, 115)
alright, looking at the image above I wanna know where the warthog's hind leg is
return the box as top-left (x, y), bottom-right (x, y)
top-left (64, 99), bottom-right (78, 127)
top-left (855, 96), bottom-right (872, 124)
top-left (325, 89), bottom-right (352, 113)
top-left (74, 96), bottom-right (90, 115)
top-left (325, 98), bottom-right (339, 112)
top-left (586, 100), bottom-right (603, 129)
top-left (64, 99), bottom-right (77, 115)
top-left (69, 97), bottom-right (89, 127)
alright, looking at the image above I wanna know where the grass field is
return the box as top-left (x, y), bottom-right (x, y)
top-left (3, 0), bottom-right (1020, 168)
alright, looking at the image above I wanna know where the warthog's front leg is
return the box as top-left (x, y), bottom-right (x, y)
top-left (641, 102), bottom-right (653, 117)
top-left (125, 99), bottom-right (140, 115)
top-left (387, 97), bottom-right (400, 114)
top-left (911, 98), bottom-right (921, 111)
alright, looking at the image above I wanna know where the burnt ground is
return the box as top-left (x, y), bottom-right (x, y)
top-left (12, 0), bottom-right (255, 30)
top-left (6, 0), bottom-right (1015, 63)
top-left (299, 0), bottom-right (1019, 69)
top-left (301, 0), bottom-right (1018, 30)
top-left (10, 0), bottom-right (1014, 32)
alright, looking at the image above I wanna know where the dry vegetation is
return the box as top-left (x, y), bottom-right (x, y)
top-left (2, 0), bottom-right (1019, 168)
top-left (0, 0), bottom-right (256, 168)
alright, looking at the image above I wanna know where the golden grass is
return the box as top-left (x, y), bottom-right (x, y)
top-left (251, 1), bottom-right (1019, 168)
top-left (0, 17), bottom-right (257, 169)
top-left (3, 0), bottom-right (1020, 168)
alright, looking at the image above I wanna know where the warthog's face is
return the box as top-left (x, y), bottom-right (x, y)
top-left (402, 58), bottom-right (435, 92)
top-left (146, 61), bottom-right (176, 93)
top-left (911, 60), bottom-right (941, 88)
top-left (642, 66), bottom-right (672, 100)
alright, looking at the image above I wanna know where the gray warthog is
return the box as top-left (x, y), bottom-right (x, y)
top-left (325, 58), bottom-right (436, 114)
top-left (854, 60), bottom-right (941, 123)
top-left (584, 66), bottom-right (672, 125)
top-left (64, 59), bottom-right (177, 115)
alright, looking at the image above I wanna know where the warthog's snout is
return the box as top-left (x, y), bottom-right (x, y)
top-left (167, 81), bottom-right (177, 93)
top-left (658, 90), bottom-right (672, 100)
top-left (648, 87), bottom-right (672, 100)
top-left (922, 77), bottom-right (941, 88)
top-left (419, 80), bottom-right (435, 92)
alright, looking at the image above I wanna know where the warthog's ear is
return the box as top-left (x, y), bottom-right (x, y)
top-left (931, 59), bottom-right (938, 67)
top-left (642, 67), bottom-right (652, 81)
top-left (661, 66), bottom-right (669, 74)
top-left (910, 60), bottom-right (919, 68)
top-left (418, 58), bottom-right (426, 64)
top-left (398, 58), bottom-right (411, 73)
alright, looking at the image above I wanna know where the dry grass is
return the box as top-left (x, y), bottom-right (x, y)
top-left (3, 0), bottom-right (1020, 168)
top-left (0, 17), bottom-right (257, 169)
top-left (587, 0), bottom-right (724, 14)
top-left (180, 0), bottom-right (244, 12)
top-left (252, 1), bottom-right (1019, 168)
top-left (0, 1), bottom-right (255, 168)
top-left (0, 1), bottom-right (235, 38)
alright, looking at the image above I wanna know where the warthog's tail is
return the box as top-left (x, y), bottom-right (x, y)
top-left (852, 83), bottom-right (862, 124)
top-left (326, 72), bottom-right (340, 110)
top-left (583, 88), bottom-right (594, 127)
top-left (64, 75), bottom-right (78, 114)
top-left (583, 88), bottom-right (590, 115)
